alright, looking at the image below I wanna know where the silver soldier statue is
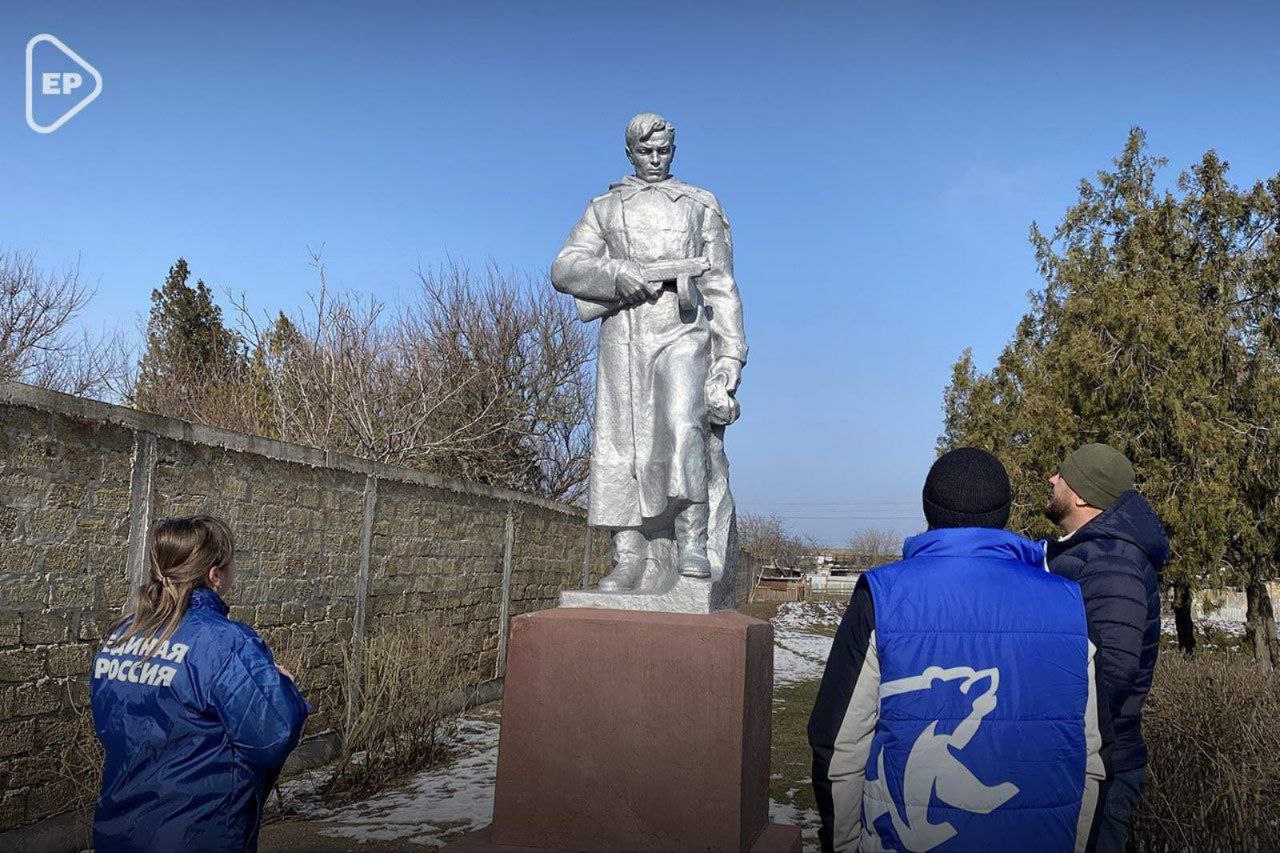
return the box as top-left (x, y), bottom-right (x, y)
top-left (552, 113), bottom-right (747, 609)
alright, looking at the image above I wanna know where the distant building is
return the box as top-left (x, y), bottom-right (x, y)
top-left (802, 548), bottom-right (891, 577)
top-left (746, 548), bottom-right (900, 603)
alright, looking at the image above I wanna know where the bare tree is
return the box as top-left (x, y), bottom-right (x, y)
top-left (402, 259), bottom-right (594, 499)
top-left (142, 251), bottom-right (594, 503)
top-left (847, 527), bottom-right (903, 561)
top-left (739, 513), bottom-right (812, 568)
top-left (0, 249), bottom-right (132, 399)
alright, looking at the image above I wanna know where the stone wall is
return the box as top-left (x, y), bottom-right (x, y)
top-left (0, 381), bottom-right (614, 836)
top-left (1173, 581), bottom-right (1280, 625)
top-left (0, 397), bottom-right (135, 833)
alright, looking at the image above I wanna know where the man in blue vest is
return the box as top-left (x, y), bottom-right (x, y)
top-left (809, 448), bottom-right (1108, 853)
top-left (1045, 444), bottom-right (1167, 853)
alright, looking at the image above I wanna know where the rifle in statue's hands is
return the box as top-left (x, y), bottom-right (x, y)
top-left (575, 256), bottom-right (711, 322)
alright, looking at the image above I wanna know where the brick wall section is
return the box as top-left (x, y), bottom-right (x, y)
top-left (0, 382), bottom-right (614, 833)
top-left (509, 505), bottom-right (603, 620)
top-left (148, 438), bottom-right (366, 738)
top-left (367, 481), bottom-right (511, 682)
top-left (0, 381), bottom-right (746, 834)
top-left (0, 403), bottom-right (135, 830)
top-left (365, 489), bottom-right (613, 685)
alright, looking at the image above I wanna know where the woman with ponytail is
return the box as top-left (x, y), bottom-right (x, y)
top-left (91, 516), bottom-right (309, 852)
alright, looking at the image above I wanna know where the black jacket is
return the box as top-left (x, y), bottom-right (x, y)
top-left (1048, 490), bottom-right (1167, 773)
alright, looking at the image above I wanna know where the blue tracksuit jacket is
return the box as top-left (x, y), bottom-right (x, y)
top-left (809, 528), bottom-right (1108, 853)
top-left (91, 588), bottom-right (310, 852)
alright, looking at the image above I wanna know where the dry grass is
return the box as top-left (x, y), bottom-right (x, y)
top-left (770, 678), bottom-right (822, 822)
top-left (56, 703), bottom-right (102, 812)
top-left (50, 679), bottom-right (102, 850)
top-left (1133, 648), bottom-right (1280, 851)
top-left (323, 618), bottom-right (470, 798)
top-left (738, 600), bottom-right (784, 623)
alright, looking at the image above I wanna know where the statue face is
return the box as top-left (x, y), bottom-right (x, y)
top-left (627, 128), bottom-right (674, 183)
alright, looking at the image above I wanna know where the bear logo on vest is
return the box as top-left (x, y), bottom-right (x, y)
top-left (864, 666), bottom-right (1020, 851)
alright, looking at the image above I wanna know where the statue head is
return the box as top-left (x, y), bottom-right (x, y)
top-left (625, 113), bottom-right (675, 183)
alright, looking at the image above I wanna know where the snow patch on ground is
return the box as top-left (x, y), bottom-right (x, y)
top-left (772, 600), bottom-right (842, 687)
top-left (774, 632), bottom-right (834, 687)
top-left (1161, 616), bottom-right (1246, 638)
top-left (1160, 616), bottom-right (1280, 639)
top-left (272, 767), bottom-right (333, 814)
top-left (769, 795), bottom-right (822, 846)
top-left (276, 709), bottom-right (501, 847)
top-left (773, 600), bottom-right (844, 633)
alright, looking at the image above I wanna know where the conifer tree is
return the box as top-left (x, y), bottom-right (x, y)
top-left (135, 258), bottom-right (244, 411)
top-left (941, 130), bottom-right (1280, 664)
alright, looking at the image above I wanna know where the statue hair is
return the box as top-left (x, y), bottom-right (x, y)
top-left (625, 113), bottom-right (675, 150)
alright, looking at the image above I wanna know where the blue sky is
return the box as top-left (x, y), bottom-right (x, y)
top-left (5, 1), bottom-right (1280, 543)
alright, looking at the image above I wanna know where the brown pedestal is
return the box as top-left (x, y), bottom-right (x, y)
top-left (448, 608), bottom-right (800, 853)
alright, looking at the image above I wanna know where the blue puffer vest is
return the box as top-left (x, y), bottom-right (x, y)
top-left (862, 528), bottom-right (1092, 852)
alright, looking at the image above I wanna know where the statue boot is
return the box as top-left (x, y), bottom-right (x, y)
top-left (675, 502), bottom-right (712, 579)
top-left (598, 529), bottom-right (647, 592)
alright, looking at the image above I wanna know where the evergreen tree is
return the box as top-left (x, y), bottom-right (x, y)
top-left (941, 129), bottom-right (1280, 665)
top-left (135, 258), bottom-right (244, 410)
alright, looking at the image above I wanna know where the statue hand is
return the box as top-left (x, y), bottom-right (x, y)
top-left (705, 378), bottom-right (740, 426)
top-left (705, 361), bottom-right (742, 426)
top-left (615, 262), bottom-right (649, 305)
top-left (709, 357), bottom-right (742, 393)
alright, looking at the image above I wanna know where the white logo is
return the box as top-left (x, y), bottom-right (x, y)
top-left (26, 34), bottom-right (103, 134)
top-left (94, 633), bottom-right (191, 688)
top-left (865, 666), bottom-right (1020, 851)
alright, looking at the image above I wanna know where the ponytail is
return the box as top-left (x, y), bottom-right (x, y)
top-left (113, 515), bottom-right (235, 656)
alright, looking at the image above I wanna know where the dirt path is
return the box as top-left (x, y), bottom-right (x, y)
top-left (261, 820), bottom-right (427, 852)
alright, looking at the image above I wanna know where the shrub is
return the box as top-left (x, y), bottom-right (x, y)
top-left (52, 682), bottom-right (102, 849)
top-left (1134, 649), bottom-right (1280, 851)
top-left (324, 617), bottom-right (470, 797)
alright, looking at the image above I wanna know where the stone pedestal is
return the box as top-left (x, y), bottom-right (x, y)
top-left (447, 608), bottom-right (800, 853)
top-left (558, 575), bottom-right (734, 614)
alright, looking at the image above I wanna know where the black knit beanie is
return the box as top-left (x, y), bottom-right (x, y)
top-left (923, 448), bottom-right (1012, 530)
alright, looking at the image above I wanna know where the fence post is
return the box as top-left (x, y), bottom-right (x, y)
top-left (347, 475), bottom-right (378, 730)
top-left (125, 432), bottom-right (157, 609)
top-left (496, 506), bottom-right (516, 678)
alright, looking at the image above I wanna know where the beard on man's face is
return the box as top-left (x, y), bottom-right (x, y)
top-left (1043, 489), bottom-right (1072, 525)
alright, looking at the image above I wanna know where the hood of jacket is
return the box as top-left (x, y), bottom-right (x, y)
top-left (1063, 490), bottom-right (1169, 571)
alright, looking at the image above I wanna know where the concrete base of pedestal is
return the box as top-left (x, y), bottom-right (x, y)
top-left (557, 574), bottom-right (734, 614)
top-left (443, 607), bottom-right (798, 853)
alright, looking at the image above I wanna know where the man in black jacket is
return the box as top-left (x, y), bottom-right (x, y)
top-left (1045, 444), bottom-right (1168, 853)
